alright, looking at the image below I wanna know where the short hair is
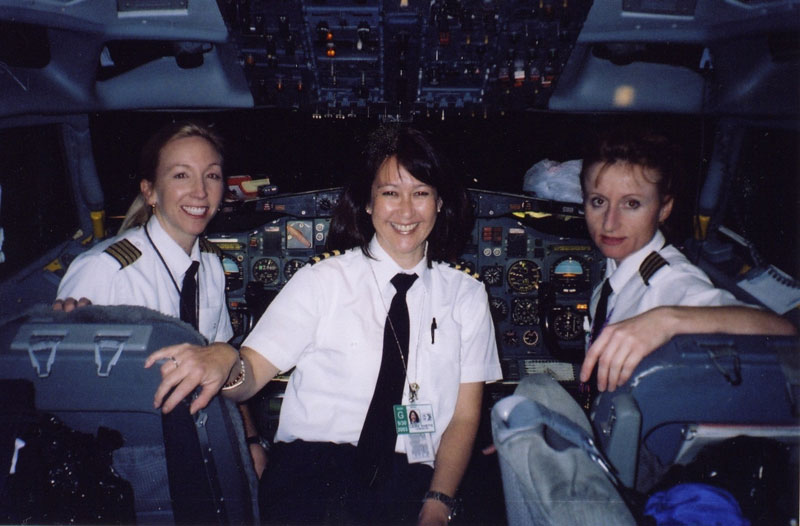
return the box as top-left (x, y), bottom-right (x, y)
top-left (118, 120), bottom-right (225, 233)
top-left (579, 127), bottom-right (682, 202)
top-left (327, 126), bottom-right (472, 265)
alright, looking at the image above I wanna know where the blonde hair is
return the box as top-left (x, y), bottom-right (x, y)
top-left (117, 120), bottom-right (225, 234)
top-left (117, 194), bottom-right (151, 234)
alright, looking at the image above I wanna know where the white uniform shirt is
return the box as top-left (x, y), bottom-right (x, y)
top-left (590, 230), bottom-right (746, 331)
top-left (243, 236), bottom-right (502, 455)
top-left (57, 215), bottom-right (233, 343)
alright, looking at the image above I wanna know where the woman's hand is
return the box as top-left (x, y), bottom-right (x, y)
top-left (145, 342), bottom-right (239, 414)
top-left (580, 307), bottom-right (676, 392)
top-left (52, 297), bottom-right (92, 312)
top-left (417, 498), bottom-right (450, 526)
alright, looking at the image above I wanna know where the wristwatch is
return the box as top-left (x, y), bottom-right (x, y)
top-left (423, 490), bottom-right (456, 521)
top-left (246, 435), bottom-right (270, 451)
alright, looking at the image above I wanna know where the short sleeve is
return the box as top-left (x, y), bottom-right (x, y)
top-left (56, 251), bottom-right (124, 304)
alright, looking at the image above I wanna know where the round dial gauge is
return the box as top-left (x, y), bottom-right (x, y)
top-left (522, 330), bottom-right (539, 347)
top-left (221, 254), bottom-right (243, 291)
top-left (502, 330), bottom-right (519, 346)
top-left (481, 265), bottom-right (504, 286)
top-left (511, 297), bottom-right (538, 326)
top-left (552, 309), bottom-right (585, 341)
top-left (551, 256), bottom-right (591, 293)
top-left (284, 258), bottom-right (307, 280)
top-left (252, 257), bottom-right (280, 284)
top-left (489, 296), bottom-right (509, 321)
top-left (507, 260), bottom-right (541, 293)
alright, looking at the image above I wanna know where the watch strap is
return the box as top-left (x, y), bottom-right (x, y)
top-left (423, 490), bottom-right (456, 520)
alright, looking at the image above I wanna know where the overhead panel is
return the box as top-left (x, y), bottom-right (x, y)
top-left (223, 0), bottom-right (594, 119)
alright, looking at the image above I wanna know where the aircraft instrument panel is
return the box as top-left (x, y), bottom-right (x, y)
top-left (208, 188), bottom-right (603, 384)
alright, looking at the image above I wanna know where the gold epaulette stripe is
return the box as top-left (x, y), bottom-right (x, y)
top-left (104, 239), bottom-right (142, 269)
top-left (200, 238), bottom-right (222, 257)
top-left (639, 251), bottom-right (669, 286)
top-left (448, 262), bottom-right (482, 281)
top-left (308, 249), bottom-right (342, 265)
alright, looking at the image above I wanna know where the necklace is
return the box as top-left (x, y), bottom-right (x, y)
top-left (369, 263), bottom-right (426, 402)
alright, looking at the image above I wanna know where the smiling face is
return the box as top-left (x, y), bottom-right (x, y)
top-left (141, 135), bottom-right (224, 253)
top-left (367, 156), bottom-right (442, 269)
top-left (584, 161), bottom-right (673, 264)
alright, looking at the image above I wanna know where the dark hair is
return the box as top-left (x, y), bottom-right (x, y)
top-left (579, 127), bottom-right (682, 202)
top-left (119, 120), bottom-right (225, 232)
top-left (327, 126), bottom-right (472, 265)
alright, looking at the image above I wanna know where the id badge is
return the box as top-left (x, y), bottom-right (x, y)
top-left (394, 403), bottom-right (436, 463)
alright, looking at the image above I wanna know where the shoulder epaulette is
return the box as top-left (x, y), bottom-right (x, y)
top-left (103, 239), bottom-right (142, 269)
top-left (639, 251), bottom-right (670, 286)
top-left (200, 238), bottom-right (222, 257)
top-left (448, 262), bottom-right (482, 281)
top-left (308, 250), bottom-right (342, 265)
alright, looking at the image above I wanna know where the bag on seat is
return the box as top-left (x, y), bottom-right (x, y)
top-left (491, 373), bottom-right (637, 526)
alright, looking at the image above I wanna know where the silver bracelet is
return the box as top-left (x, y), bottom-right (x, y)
top-left (221, 357), bottom-right (246, 391)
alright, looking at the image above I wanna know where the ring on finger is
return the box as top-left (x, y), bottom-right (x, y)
top-left (170, 356), bottom-right (179, 369)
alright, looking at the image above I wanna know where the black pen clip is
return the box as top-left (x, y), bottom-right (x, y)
top-left (431, 317), bottom-right (437, 344)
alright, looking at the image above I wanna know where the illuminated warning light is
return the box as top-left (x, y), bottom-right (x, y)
top-left (576, 303), bottom-right (588, 311)
top-left (326, 31), bottom-right (334, 41)
top-left (326, 43), bottom-right (336, 57)
top-left (513, 68), bottom-right (525, 87)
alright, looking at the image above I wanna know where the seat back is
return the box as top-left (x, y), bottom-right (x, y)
top-left (592, 334), bottom-right (800, 491)
top-left (0, 305), bottom-right (258, 525)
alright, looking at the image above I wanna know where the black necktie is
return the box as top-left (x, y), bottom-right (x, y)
top-left (356, 272), bottom-right (418, 487)
top-left (591, 278), bottom-right (613, 343)
top-left (179, 261), bottom-right (200, 330)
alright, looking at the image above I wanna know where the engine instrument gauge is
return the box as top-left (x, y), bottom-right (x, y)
top-left (522, 330), bottom-right (539, 347)
top-left (502, 330), bottom-right (519, 346)
top-left (221, 254), bottom-right (243, 291)
top-left (511, 297), bottom-right (538, 326)
top-left (481, 265), bottom-right (504, 286)
top-left (284, 258), bottom-right (306, 280)
top-left (550, 255), bottom-right (590, 294)
top-left (252, 257), bottom-right (280, 284)
top-left (507, 260), bottom-right (541, 293)
top-left (489, 296), bottom-right (509, 321)
top-left (550, 308), bottom-right (585, 341)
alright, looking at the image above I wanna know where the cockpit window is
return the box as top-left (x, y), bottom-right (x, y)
top-left (0, 125), bottom-right (78, 280)
top-left (721, 126), bottom-right (799, 279)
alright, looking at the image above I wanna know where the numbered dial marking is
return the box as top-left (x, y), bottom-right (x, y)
top-left (507, 260), bottom-right (541, 293)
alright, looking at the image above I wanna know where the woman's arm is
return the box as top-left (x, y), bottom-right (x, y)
top-left (145, 343), bottom-right (279, 414)
top-left (418, 381), bottom-right (484, 526)
top-left (580, 305), bottom-right (797, 392)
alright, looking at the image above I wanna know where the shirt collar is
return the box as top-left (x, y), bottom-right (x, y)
top-left (147, 215), bottom-right (201, 279)
top-left (604, 229), bottom-right (665, 292)
top-left (368, 235), bottom-right (430, 293)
